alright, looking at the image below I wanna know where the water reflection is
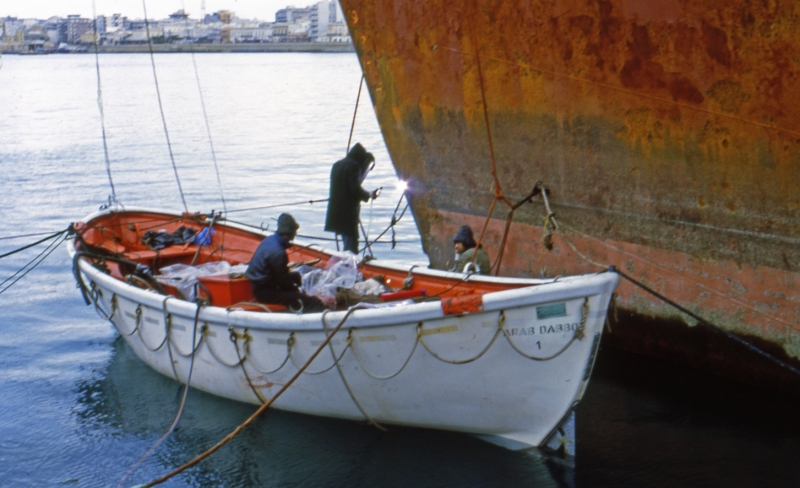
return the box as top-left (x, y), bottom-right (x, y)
top-left (76, 338), bottom-right (567, 487)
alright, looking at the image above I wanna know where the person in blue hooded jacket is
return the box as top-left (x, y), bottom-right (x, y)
top-left (324, 143), bottom-right (380, 253)
top-left (246, 213), bottom-right (325, 312)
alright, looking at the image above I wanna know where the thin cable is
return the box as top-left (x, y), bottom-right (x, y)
top-left (184, 5), bottom-right (226, 217)
top-left (555, 219), bottom-right (799, 332)
top-left (142, 0), bottom-right (188, 213)
top-left (0, 230), bottom-right (67, 259)
top-left (0, 234), bottom-right (67, 294)
top-left (223, 198), bottom-right (330, 214)
top-left (347, 75), bottom-right (364, 153)
top-left (612, 267), bottom-right (800, 378)
top-left (91, 0), bottom-right (117, 207)
top-left (0, 231), bottom-right (66, 241)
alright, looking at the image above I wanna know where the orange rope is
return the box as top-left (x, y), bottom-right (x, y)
top-left (466, 3), bottom-right (516, 274)
top-left (142, 307), bottom-right (364, 487)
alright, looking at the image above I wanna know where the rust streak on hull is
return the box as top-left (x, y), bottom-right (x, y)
top-left (341, 0), bottom-right (800, 388)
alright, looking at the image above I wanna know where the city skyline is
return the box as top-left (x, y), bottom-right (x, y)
top-left (0, 0), bottom-right (298, 22)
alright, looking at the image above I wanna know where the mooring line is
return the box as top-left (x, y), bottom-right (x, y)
top-left (0, 233), bottom-right (67, 295)
top-left (91, 0), bottom-right (118, 207)
top-left (139, 306), bottom-right (364, 487)
top-left (117, 302), bottom-right (204, 488)
top-left (141, 0), bottom-right (188, 213)
top-left (610, 266), bottom-right (800, 378)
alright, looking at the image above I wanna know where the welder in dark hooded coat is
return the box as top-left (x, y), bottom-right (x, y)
top-left (324, 143), bottom-right (380, 253)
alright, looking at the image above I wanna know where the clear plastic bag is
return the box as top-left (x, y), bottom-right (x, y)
top-left (157, 261), bottom-right (231, 301)
top-left (300, 254), bottom-right (360, 308)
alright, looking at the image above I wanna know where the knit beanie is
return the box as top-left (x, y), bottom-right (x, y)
top-left (276, 213), bottom-right (299, 235)
top-left (453, 225), bottom-right (476, 249)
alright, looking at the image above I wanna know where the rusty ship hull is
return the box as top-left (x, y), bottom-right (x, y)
top-left (339, 0), bottom-right (800, 390)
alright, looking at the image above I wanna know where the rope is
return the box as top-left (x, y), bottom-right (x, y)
top-left (162, 300), bottom-right (183, 380)
top-left (348, 329), bottom-right (420, 380)
top-left (358, 219), bottom-right (375, 258)
top-left (556, 218), bottom-right (799, 332)
top-left (0, 229), bottom-right (67, 259)
top-left (231, 327), bottom-right (269, 404)
top-left (358, 194), bottom-right (409, 252)
top-left (418, 317), bottom-right (504, 364)
top-left (244, 332), bottom-right (292, 375)
top-left (502, 298), bottom-right (590, 360)
top-left (222, 198), bottom-right (330, 215)
top-left (133, 300), bottom-right (169, 352)
top-left (531, 183), bottom-right (800, 377)
top-left (184, 2), bottom-right (226, 218)
top-left (116, 302), bottom-right (204, 488)
top-left (168, 321), bottom-right (205, 358)
top-left (118, 302), bottom-right (141, 337)
top-left (0, 231), bottom-right (68, 241)
top-left (347, 75), bottom-right (365, 153)
top-left (321, 310), bottom-right (387, 431)
top-left (87, 283), bottom-right (113, 321)
top-left (0, 233), bottom-right (67, 295)
top-left (141, 0), bottom-right (188, 213)
top-left (140, 306), bottom-right (364, 487)
top-left (287, 332), bottom-right (349, 374)
top-left (611, 267), bottom-right (800, 378)
top-left (202, 325), bottom-right (247, 368)
top-left (91, 0), bottom-right (117, 208)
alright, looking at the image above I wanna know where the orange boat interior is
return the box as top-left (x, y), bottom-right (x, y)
top-left (73, 212), bottom-right (524, 312)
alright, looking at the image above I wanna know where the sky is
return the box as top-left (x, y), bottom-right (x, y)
top-left (0, 1), bottom-right (302, 22)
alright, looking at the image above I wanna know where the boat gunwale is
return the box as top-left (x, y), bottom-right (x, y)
top-left (67, 207), bottom-right (619, 332)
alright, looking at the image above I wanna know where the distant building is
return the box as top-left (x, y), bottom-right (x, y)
top-left (109, 14), bottom-right (125, 29)
top-left (0, 3), bottom-right (350, 51)
top-left (64, 15), bottom-right (91, 44)
top-left (44, 17), bottom-right (61, 44)
top-left (275, 6), bottom-right (313, 24)
top-left (2, 17), bottom-right (24, 43)
top-left (309, 1), bottom-right (329, 42)
top-left (230, 23), bottom-right (273, 43)
top-left (219, 10), bottom-right (234, 24)
top-left (95, 15), bottom-right (106, 34)
top-left (169, 10), bottom-right (190, 22)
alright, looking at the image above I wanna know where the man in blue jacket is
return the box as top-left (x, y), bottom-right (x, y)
top-left (324, 143), bottom-right (380, 253)
top-left (246, 213), bottom-right (325, 312)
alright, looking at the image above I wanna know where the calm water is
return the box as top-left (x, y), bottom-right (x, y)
top-left (1, 53), bottom-right (798, 488)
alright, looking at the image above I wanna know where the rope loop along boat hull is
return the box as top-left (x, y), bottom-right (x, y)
top-left (67, 207), bottom-right (618, 452)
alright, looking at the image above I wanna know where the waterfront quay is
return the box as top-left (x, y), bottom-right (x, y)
top-left (1, 42), bottom-right (354, 54)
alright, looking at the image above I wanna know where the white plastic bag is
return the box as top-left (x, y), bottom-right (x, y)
top-left (300, 254), bottom-right (360, 308)
top-left (157, 261), bottom-right (231, 301)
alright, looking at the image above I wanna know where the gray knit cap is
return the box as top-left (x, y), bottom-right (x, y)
top-left (276, 213), bottom-right (299, 235)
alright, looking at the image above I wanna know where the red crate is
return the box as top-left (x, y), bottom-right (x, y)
top-left (197, 275), bottom-right (254, 307)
